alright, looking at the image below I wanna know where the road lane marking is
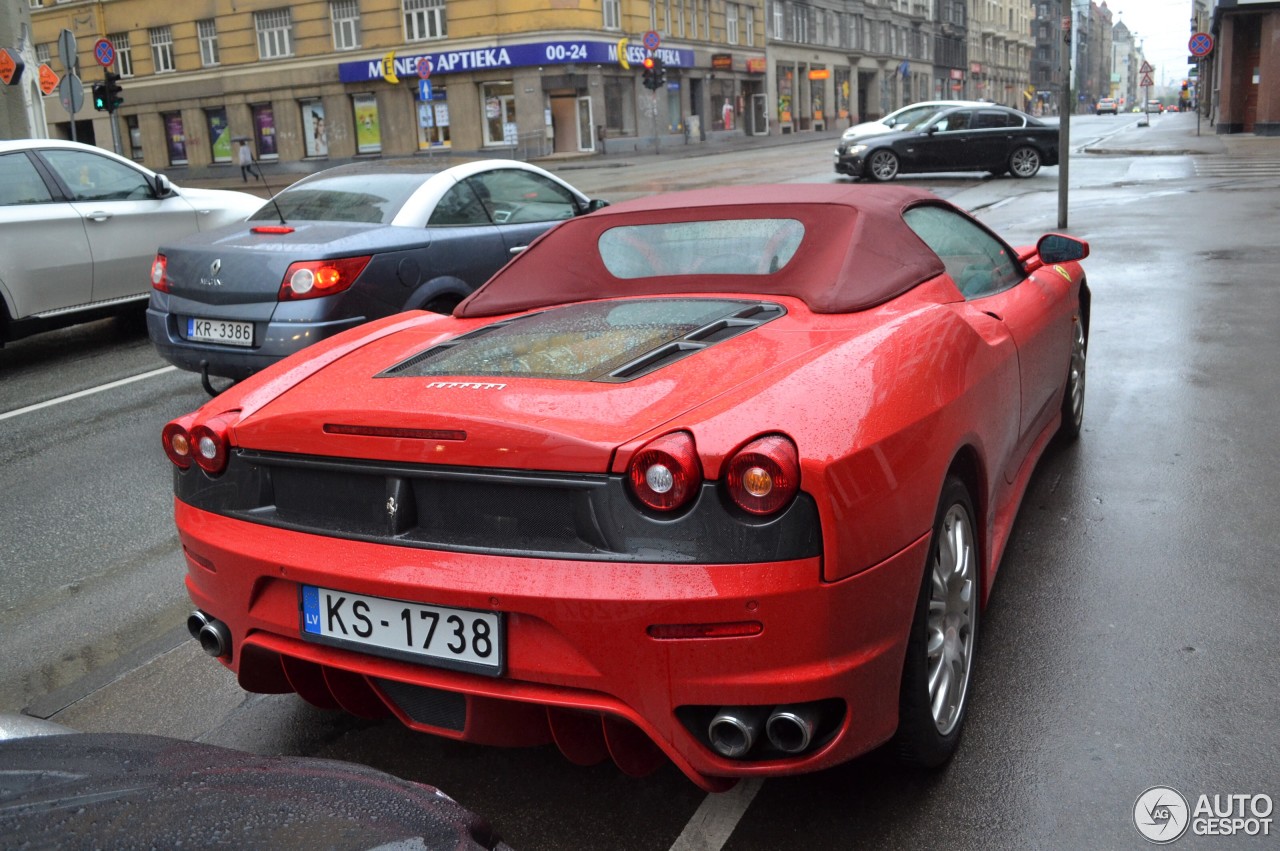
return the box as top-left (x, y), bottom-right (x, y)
top-left (0, 365), bottom-right (177, 422)
top-left (669, 777), bottom-right (764, 851)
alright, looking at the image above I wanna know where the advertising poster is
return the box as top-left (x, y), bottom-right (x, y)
top-left (353, 94), bottom-right (381, 154)
top-left (165, 113), bottom-right (187, 165)
top-left (253, 105), bottom-right (277, 158)
top-left (302, 100), bottom-right (328, 157)
top-left (207, 108), bottom-right (231, 163)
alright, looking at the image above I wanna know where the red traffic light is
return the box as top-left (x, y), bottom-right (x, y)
top-left (642, 56), bottom-right (655, 70)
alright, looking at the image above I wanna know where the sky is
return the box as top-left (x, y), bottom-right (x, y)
top-left (1107, 0), bottom-right (1203, 85)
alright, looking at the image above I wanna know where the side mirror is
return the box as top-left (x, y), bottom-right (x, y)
top-left (1037, 233), bottom-right (1090, 263)
top-left (153, 174), bottom-right (174, 198)
top-left (583, 198), bottom-right (610, 214)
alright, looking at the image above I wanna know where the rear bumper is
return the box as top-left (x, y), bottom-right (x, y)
top-left (146, 302), bottom-right (363, 381)
top-left (177, 499), bottom-right (927, 788)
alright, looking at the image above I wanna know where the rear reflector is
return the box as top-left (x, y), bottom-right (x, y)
top-left (251, 225), bottom-right (295, 234)
top-left (647, 622), bottom-right (763, 640)
top-left (324, 424), bottom-right (467, 441)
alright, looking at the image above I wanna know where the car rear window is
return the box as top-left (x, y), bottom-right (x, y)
top-left (250, 173), bottom-right (432, 224)
top-left (597, 219), bottom-right (804, 278)
top-left (385, 298), bottom-right (776, 381)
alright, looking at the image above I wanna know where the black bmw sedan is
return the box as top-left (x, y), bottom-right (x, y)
top-left (834, 104), bottom-right (1059, 182)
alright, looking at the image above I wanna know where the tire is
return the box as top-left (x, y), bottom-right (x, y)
top-left (867, 150), bottom-right (900, 182)
top-left (423, 295), bottom-right (463, 315)
top-left (894, 475), bottom-right (979, 767)
top-left (1057, 314), bottom-right (1087, 440)
top-left (1008, 146), bottom-right (1042, 178)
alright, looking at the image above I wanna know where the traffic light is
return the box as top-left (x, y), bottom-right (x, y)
top-left (101, 71), bottom-right (124, 112)
top-left (641, 55), bottom-right (657, 90)
top-left (653, 57), bottom-right (666, 88)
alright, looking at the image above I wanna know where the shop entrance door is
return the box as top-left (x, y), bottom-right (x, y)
top-left (577, 96), bottom-right (595, 152)
top-left (751, 93), bottom-right (769, 135)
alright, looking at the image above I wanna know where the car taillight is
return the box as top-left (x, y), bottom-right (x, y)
top-left (151, 254), bottom-right (170, 292)
top-left (162, 418), bottom-right (193, 469)
top-left (627, 431), bottom-right (702, 512)
top-left (725, 435), bottom-right (800, 516)
top-left (278, 256), bottom-right (372, 301)
top-left (188, 417), bottom-right (232, 475)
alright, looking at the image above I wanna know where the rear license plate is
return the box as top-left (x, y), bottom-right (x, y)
top-left (187, 317), bottom-right (253, 347)
top-left (301, 585), bottom-right (504, 676)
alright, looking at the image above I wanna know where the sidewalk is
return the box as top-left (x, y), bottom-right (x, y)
top-left (175, 113), bottom-right (1279, 194)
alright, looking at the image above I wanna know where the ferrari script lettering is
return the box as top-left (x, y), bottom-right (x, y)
top-left (426, 381), bottom-right (507, 390)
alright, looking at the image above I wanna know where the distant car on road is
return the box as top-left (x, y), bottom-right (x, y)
top-left (147, 159), bottom-right (606, 389)
top-left (839, 100), bottom-right (983, 144)
top-left (1096, 97), bottom-right (1119, 115)
top-left (835, 104), bottom-right (1060, 181)
top-left (0, 139), bottom-right (260, 347)
top-left (1145, 100), bottom-right (1164, 113)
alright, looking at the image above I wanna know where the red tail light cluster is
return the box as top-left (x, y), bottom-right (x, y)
top-left (151, 254), bottom-right (171, 292)
top-left (726, 435), bottom-right (801, 515)
top-left (626, 432), bottom-right (801, 517)
top-left (162, 415), bottom-right (234, 475)
top-left (628, 431), bottom-right (702, 511)
top-left (278, 256), bottom-right (372, 301)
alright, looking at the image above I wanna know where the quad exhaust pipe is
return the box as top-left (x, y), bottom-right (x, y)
top-left (707, 704), bottom-right (824, 759)
top-left (187, 610), bottom-right (231, 658)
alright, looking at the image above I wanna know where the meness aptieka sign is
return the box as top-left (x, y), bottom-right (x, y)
top-left (339, 40), bottom-right (694, 83)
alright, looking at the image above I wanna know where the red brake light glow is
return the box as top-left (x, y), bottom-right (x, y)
top-left (151, 254), bottom-right (170, 292)
top-left (251, 225), bottom-right (296, 234)
top-left (279, 256), bottom-right (372, 301)
top-left (627, 431), bottom-right (702, 511)
top-left (726, 435), bottom-right (801, 516)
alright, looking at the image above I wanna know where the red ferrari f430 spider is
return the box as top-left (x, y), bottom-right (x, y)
top-left (164, 184), bottom-right (1089, 790)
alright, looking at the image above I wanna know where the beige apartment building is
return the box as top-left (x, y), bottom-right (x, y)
top-left (30, 0), bottom-right (770, 170)
top-left (965, 0), bottom-right (1035, 106)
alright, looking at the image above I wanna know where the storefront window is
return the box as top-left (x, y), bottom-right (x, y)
top-left (776, 64), bottom-right (794, 127)
top-left (126, 115), bottom-right (143, 161)
top-left (164, 113), bottom-right (188, 165)
top-left (835, 69), bottom-right (851, 121)
top-left (603, 76), bottom-right (637, 135)
top-left (481, 82), bottom-right (516, 147)
top-left (207, 108), bottom-right (231, 163)
top-left (353, 93), bottom-right (382, 154)
top-left (301, 99), bottom-right (328, 157)
top-left (252, 104), bottom-right (278, 160)
top-left (417, 85), bottom-right (451, 149)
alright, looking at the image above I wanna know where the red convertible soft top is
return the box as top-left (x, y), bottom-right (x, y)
top-left (457, 184), bottom-right (949, 317)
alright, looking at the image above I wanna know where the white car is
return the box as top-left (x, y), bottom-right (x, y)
top-left (0, 139), bottom-right (261, 346)
top-left (840, 100), bottom-right (985, 144)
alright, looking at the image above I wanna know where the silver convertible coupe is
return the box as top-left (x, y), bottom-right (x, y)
top-left (147, 159), bottom-right (606, 391)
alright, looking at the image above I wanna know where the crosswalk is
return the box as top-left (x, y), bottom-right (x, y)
top-left (1195, 157), bottom-right (1280, 177)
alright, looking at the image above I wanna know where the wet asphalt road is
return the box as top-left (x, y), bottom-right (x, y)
top-left (2, 114), bottom-right (1278, 849)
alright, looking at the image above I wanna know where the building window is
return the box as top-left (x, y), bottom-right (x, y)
top-left (353, 94), bottom-right (382, 154)
top-left (404, 0), bottom-right (446, 41)
top-left (107, 33), bottom-right (133, 77)
top-left (770, 2), bottom-right (782, 39)
top-left (28, 0), bottom-right (43, 8)
top-left (727, 4), bottom-right (739, 44)
top-left (206, 108), bottom-right (232, 163)
top-left (302, 100), bottom-right (328, 157)
top-left (197, 19), bottom-right (220, 67)
top-left (603, 0), bottom-right (621, 31)
top-left (150, 27), bottom-right (175, 74)
top-left (36, 43), bottom-right (51, 65)
top-left (331, 0), bottom-right (361, 50)
top-left (163, 112), bottom-right (188, 166)
top-left (745, 5), bottom-right (754, 46)
top-left (481, 82), bottom-right (516, 147)
top-left (255, 9), bottom-right (294, 59)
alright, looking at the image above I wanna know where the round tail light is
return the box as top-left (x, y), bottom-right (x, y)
top-left (189, 418), bottom-right (232, 475)
top-left (627, 431), bottom-right (702, 512)
top-left (162, 420), bottom-right (193, 469)
top-left (726, 435), bottom-right (800, 516)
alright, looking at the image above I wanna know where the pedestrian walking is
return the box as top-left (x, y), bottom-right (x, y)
top-left (237, 140), bottom-right (260, 182)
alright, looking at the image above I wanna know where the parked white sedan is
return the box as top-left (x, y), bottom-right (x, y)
top-left (0, 139), bottom-right (261, 346)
